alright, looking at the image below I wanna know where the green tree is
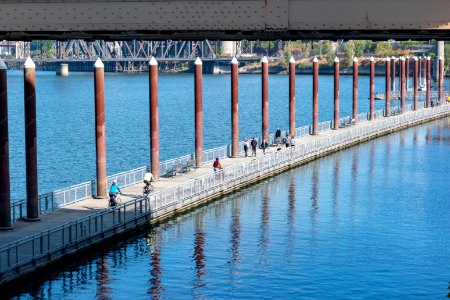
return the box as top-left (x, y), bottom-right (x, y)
top-left (323, 40), bottom-right (335, 65)
top-left (375, 42), bottom-right (393, 57)
top-left (343, 41), bottom-right (355, 66)
top-left (353, 40), bottom-right (366, 56)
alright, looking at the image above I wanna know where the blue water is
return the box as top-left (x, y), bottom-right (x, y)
top-left (8, 118), bottom-right (450, 299)
top-left (5, 70), bottom-right (394, 200)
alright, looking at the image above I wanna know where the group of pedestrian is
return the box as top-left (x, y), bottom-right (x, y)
top-left (243, 137), bottom-right (259, 157)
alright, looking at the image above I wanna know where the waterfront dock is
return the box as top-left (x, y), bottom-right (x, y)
top-left (1, 102), bottom-right (449, 286)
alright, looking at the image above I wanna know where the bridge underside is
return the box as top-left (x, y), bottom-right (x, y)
top-left (0, 0), bottom-right (449, 41)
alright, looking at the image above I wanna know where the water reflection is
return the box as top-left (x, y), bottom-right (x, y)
top-left (286, 173), bottom-right (296, 262)
top-left (229, 195), bottom-right (241, 281)
top-left (96, 257), bottom-right (112, 300)
top-left (260, 184), bottom-right (270, 266)
top-left (332, 154), bottom-right (341, 225)
top-left (148, 228), bottom-right (164, 298)
top-left (193, 214), bottom-right (206, 290)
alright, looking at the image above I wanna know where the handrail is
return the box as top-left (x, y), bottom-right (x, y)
top-left (1, 102), bottom-right (449, 279)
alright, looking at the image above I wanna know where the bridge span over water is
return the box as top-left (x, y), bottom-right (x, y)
top-left (0, 0), bottom-right (449, 40)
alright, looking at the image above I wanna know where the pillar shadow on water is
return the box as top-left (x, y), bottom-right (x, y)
top-left (310, 163), bottom-right (319, 247)
top-left (351, 149), bottom-right (360, 216)
top-left (332, 154), bottom-right (341, 226)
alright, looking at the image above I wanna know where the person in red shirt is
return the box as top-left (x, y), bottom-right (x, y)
top-left (213, 157), bottom-right (223, 172)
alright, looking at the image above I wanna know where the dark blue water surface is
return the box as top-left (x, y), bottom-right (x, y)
top-left (8, 117), bottom-right (450, 299)
top-left (6, 71), bottom-right (393, 200)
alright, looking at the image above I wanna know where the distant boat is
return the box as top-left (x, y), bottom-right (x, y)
top-left (374, 92), bottom-right (400, 100)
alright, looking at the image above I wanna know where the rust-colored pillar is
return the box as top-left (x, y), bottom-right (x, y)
top-left (312, 57), bottom-right (319, 135)
top-left (400, 57), bottom-right (405, 112)
top-left (385, 57), bottom-right (391, 117)
top-left (369, 57), bottom-right (375, 120)
top-left (0, 58), bottom-right (12, 229)
top-left (289, 57), bottom-right (296, 135)
top-left (24, 57), bottom-right (39, 220)
top-left (413, 57), bottom-right (419, 111)
top-left (418, 57), bottom-right (422, 90)
top-left (261, 56), bottom-right (269, 141)
top-left (426, 56), bottom-right (431, 108)
top-left (352, 57), bottom-right (358, 123)
top-left (149, 57), bottom-right (160, 178)
top-left (406, 56), bottom-right (410, 91)
top-left (94, 58), bottom-right (107, 198)
top-left (194, 57), bottom-right (203, 167)
top-left (422, 56), bottom-right (427, 89)
top-left (391, 57), bottom-right (396, 91)
top-left (334, 57), bottom-right (340, 129)
top-left (438, 57), bottom-right (443, 103)
top-left (231, 57), bottom-right (239, 157)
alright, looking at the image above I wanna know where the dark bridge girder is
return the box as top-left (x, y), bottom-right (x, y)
top-left (0, 0), bottom-right (449, 41)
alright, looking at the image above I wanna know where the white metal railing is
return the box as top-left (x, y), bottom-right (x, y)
top-left (7, 98), bottom-right (444, 222)
top-left (1, 102), bottom-right (449, 280)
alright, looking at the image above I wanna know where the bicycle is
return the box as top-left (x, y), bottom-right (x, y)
top-left (143, 180), bottom-right (154, 196)
top-left (108, 193), bottom-right (122, 207)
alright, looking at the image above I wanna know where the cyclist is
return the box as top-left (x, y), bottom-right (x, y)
top-left (109, 180), bottom-right (122, 207)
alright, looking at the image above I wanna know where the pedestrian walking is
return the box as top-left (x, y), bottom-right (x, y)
top-left (290, 135), bottom-right (296, 147)
top-left (285, 135), bottom-right (291, 148)
top-left (250, 137), bottom-right (258, 157)
top-left (243, 138), bottom-right (249, 157)
top-left (275, 128), bottom-right (281, 145)
top-left (261, 138), bottom-right (268, 155)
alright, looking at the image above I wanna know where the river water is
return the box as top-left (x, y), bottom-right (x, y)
top-left (7, 117), bottom-right (450, 299)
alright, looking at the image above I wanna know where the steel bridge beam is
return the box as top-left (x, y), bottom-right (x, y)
top-left (0, 0), bottom-right (449, 40)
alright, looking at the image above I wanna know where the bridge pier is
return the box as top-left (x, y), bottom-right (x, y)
top-left (438, 57), bottom-right (443, 103)
top-left (24, 58), bottom-right (39, 221)
top-left (230, 57), bottom-right (239, 157)
top-left (56, 63), bottom-right (69, 76)
top-left (289, 57), bottom-right (296, 135)
top-left (385, 57), bottom-right (391, 117)
top-left (194, 58), bottom-right (203, 167)
top-left (369, 57), bottom-right (374, 120)
top-left (312, 57), bottom-right (319, 135)
top-left (353, 57), bottom-right (358, 123)
top-left (149, 57), bottom-right (160, 178)
top-left (261, 57), bottom-right (269, 141)
top-left (94, 58), bottom-right (107, 199)
top-left (414, 57), bottom-right (419, 111)
top-left (434, 41), bottom-right (444, 81)
top-left (0, 58), bottom-right (12, 230)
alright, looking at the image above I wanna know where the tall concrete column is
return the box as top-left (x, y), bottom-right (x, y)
top-left (289, 57), bottom-right (296, 135)
top-left (149, 57), bottom-right (160, 178)
top-left (400, 57), bottom-right (405, 112)
top-left (434, 41), bottom-right (445, 81)
top-left (261, 56), bottom-right (269, 141)
top-left (352, 57), bottom-right (358, 123)
top-left (312, 56), bottom-right (319, 135)
top-left (334, 57), bottom-right (340, 129)
top-left (391, 57), bottom-right (396, 91)
top-left (406, 56), bottom-right (410, 90)
top-left (0, 58), bottom-right (12, 229)
top-left (426, 56), bottom-right (431, 108)
top-left (369, 57), bottom-right (375, 120)
top-left (413, 57), bottom-right (418, 111)
top-left (385, 57), bottom-right (391, 117)
top-left (94, 58), bottom-right (107, 198)
top-left (24, 57), bottom-right (39, 220)
top-left (438, 57), bottom-right (443, 103)
top-left (194, 57), bottom-right (203, 167)
top-left (231, 57), bottom-right (239, 157)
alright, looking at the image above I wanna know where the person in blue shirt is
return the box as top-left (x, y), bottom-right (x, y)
top-left (109, 180), bottom-right (121, 197)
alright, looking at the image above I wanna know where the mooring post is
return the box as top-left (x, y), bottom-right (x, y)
top-left (426, 56), bottom-right (431, 108)
top-left (385, 57), bottom-right (391, 117)
top-left (194, 57), bottom-right (203, 167)
top-left (231, 57), bottom-right (239, 157)
top-left (438, 57), bottom-right (443, 103)
top-left (334, 56), bottom-right (340, 129)
top-left (149, 57), bottom-right (160, 178)
top-left (289, 57), bottom-right (296, 135)
top-left (391, 56), bottom-right (396, 92)
top-left (369, 57), bottom-right (375, 120)
top-left (312, 56), bottom-right (319, 135)
top-left (413, 57), bottom-right (418, 111)
top-left (418, 56), bottom-right (422, 89)
top-left (24, 57), bottom-right (39, 220)
top-left (353, 57), bottom-right (358, 124)
top-left (94, 58), bottom-right (107, 198)
top-left (406, 56), bottom-right (410, 91)
top-left (261, 56), bottom-right (269, 141)
top-left (422, 56), bottom-right (427, 89)
top-left (0, 58), bottom-right (12, 229)
top-left (400, 57), bottom-right (405, 113)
